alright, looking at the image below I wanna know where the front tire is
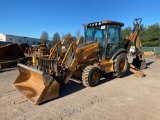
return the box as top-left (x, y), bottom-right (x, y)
top-left (82, 65), bottom-right (100, 87)
top-left (113, 53), bottom-right (128, 78)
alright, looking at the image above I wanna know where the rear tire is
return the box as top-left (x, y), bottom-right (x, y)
top-left (82, 65), bottom-right (100, 87)
top-left (113, 53), bottom-right (128, 78)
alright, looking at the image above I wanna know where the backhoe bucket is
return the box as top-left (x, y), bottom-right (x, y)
top-left (13, 64), bottom-right (60, 105)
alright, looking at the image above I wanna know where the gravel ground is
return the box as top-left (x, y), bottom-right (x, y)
top-left (0, 56), bottom-right (160, 120)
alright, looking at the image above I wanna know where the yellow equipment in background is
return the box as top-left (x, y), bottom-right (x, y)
top-left (32, 56), bottom-right (36, 65)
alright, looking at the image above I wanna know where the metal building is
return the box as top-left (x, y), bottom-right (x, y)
top-left (0, 33), bottom-right (41, 45)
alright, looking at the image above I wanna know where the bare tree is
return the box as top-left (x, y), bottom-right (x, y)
top-left (80, 36), bottom-right (84, 43)
top-left (75, 29), bottom-right (81, 39)
top-left (63, 33), bottom-right (76, 47)
top-left (61, 33), bottom-right (66, 40)
top-left (52, 32), bottom-right (60, 46)
top-left (40, 31), bottom-right (49, 44)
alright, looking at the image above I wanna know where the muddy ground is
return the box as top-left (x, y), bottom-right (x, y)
top-left (0, 56), bottom-right (160, 120)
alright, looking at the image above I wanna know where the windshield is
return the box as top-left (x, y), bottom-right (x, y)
top-left (85, 25), bottom-right (107, 46)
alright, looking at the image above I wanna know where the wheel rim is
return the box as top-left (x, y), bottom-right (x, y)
top-left (91, 71), bottom-right (99, 84)
top-left (119, 59), bottom-right (125, 72)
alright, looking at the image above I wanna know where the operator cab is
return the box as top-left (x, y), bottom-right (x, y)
top-left (83, 20), bottom-right (124, 59)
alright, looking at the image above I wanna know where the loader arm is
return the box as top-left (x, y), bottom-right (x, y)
top-left (48, 43), bottom-right (58, 59)
top-left (48, 39), bottom-right (66, 59)
top-left (59, 42), bottom-right (99, 84)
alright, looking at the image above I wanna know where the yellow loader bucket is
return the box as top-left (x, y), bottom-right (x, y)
top-left (13, 64), bottom-right (60, 105)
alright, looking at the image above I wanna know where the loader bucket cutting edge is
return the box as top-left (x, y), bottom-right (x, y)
top-left (13, 64), bottom-right (60, 105)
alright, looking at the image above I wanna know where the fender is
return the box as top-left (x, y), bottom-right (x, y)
top-left (111, 48), bottom-right (127, 60)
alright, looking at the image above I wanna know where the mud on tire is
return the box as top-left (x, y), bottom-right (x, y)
top-left (82, 65), bottom-right (100, 87)
top-left (113, 53), bottom-right (128, 78)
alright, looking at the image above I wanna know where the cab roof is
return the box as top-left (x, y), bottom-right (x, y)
top-left (83, 20), bottom-right (124, 27)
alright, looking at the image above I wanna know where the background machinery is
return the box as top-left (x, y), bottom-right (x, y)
top-left (13, 18), bottom-right (146, 104)
top-left (0, 43), bottom-right (29, 69)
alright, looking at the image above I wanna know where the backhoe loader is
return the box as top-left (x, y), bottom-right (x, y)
top-left (13, 18), bottom-right (146, 104)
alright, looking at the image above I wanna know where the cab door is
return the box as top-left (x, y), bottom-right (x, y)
top-left (105, 25), bottom-right (124, 58)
